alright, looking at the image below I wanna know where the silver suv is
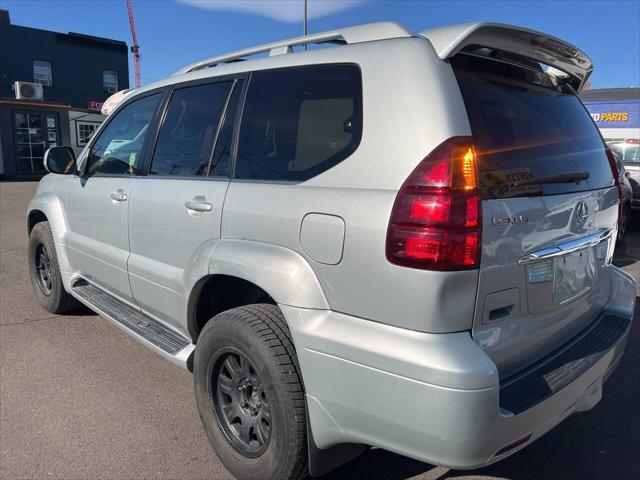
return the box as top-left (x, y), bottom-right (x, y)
top-left (27, 22), bottom-right (636, 480)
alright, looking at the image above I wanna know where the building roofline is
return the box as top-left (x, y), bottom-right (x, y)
top-left (4, 22), bottom-right (127, 48)
top-left (579, 87), bottom-right (640, 101)
top-left (67, 31), bottom-right (127, 48)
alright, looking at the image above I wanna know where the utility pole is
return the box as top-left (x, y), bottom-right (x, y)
top-left (304, 0), bottom-right (308, 50)
top-left (304, 0), bottom-right (308, 36)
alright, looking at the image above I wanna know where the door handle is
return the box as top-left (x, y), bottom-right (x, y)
top-left (110, 190), bottom-right (128, 202)
top-left (185, 198), bottom-right (213, 213)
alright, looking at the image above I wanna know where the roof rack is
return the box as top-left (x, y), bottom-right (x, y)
top-left (174, 22), bottom-right (414, 76)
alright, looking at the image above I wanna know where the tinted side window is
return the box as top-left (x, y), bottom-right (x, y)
top-left (236, 65), bottom-right (362, 181)
top-left (151, 82), bottom-right (232, 176)
top-left (87, 94), bottom-right (161, 176)
top-left (210, 80), bottom-right (243, 177)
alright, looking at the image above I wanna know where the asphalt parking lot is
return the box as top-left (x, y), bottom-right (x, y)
top-left (1, 181), bottom-right (639, 480)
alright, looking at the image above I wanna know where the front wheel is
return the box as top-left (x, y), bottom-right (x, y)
top-left (28, 221), bottom-right (80, 313)
top-left (193, 304), bottom-right (308, 480)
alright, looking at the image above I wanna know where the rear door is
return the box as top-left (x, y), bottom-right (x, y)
top-left (127, 77), bottom-right (243, 336)
top-left (451, 53), bottom-right (619, 378)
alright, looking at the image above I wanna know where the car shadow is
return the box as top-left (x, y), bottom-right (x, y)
top-left (67, 304), bottom-right (97, 316)
top-left (318, 447), bottom-right (442, 480)
top-left (321, 300), bottom-right (640, 480)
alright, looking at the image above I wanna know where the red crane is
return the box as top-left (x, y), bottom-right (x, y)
top-left (126, 0), bottom-right (141, 88)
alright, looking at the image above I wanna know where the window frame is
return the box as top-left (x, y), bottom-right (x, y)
top-left (103, 70), bottom-right (119, 94)
top-left (140, 72), bottom-right (249, 180)
top-left (209, 77), bottom-right (246, 178)
top-left (33, 60), bottom-right (52, 87)
top-left (80, 63), bottom-right (362, 181)
top-left (230, 63), bottom-right (363, 184)
top-left (80, 87), bottom-right (169, 178)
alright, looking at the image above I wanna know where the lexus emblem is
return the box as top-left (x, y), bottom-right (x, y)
top-left (575, 201), bottom-right (589, 223)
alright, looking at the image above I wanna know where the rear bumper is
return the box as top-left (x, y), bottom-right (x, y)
top-left (499, 314), bottom-right (630, 415)
top-left (477, 314), bottom-right (631, 467)
top-left (284, 267), bottom-right (636, 469)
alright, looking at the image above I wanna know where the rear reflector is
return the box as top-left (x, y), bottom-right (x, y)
top-left (386, 137), bottom-right (481, 271)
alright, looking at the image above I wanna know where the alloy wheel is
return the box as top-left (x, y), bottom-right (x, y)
top-left (35, 243), bottom-right (53, 296)
top-left (211, 349), bottom-right (272, 458)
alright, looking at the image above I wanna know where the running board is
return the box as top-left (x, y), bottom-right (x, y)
top-left (72, 281), bottom-right (191, 355)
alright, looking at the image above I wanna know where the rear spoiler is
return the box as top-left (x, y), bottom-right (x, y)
top-left (420, 22), bottom-right (593, 91)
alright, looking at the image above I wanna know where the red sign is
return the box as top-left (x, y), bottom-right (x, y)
top-left (87, 100), bottom-right (104, 111)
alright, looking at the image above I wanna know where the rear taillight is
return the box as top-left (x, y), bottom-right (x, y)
top-left (605, 146), bottom-right (623, 220)
top-left (386, 137), bottom-right (481, 271)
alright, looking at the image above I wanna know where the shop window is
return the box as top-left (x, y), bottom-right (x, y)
top-left (76, 121), bottom-right (100, 147)
top-left (103, 70), bottom-right (119, 94)
top-left (33, 61), bottom-right (52, 87)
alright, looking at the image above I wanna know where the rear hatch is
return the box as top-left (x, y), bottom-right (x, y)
top-left (450, 52), bottom-right (619, 378)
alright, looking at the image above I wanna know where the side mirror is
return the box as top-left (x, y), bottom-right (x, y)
top-left (44, 147), bottom-right (76, 175)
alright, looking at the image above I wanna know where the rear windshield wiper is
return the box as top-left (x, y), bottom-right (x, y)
top-left (508, 171), bottom-right (590, 189)
top-left (487, 171), bottom-right (590, 198)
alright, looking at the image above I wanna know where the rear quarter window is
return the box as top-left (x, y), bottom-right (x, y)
top-left (451, 54), bottom-right (614, 198)
top-left (235, 64), bottom-right (362, 181)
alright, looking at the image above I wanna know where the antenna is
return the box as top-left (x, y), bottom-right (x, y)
top-left (126, 0), bottom-right (141, 88)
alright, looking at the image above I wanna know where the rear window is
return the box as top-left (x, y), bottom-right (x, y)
top-left (451, 53), bottom-right (614, 198)
top-left (235, 64), bottom-right (362, 181)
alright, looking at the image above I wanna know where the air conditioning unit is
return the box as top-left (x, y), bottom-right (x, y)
top-left (14, 81), bottom-right (44, 101)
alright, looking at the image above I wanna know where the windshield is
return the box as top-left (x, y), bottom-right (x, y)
top-left (609, 142), bottom-right (640, 164)
top-left (451, 53), bottom-right (614, 199)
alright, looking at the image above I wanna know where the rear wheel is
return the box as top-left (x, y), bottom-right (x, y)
top-left (28, 221), bottom-right (80, 313)
top-left (193, 304), bottom-right (308, 480)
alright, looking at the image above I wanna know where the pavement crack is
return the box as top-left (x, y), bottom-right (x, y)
top-left (1, 315), bottom-right (60, 326)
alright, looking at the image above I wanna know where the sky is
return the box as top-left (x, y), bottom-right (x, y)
top-left (2, 0), bottom-right (639, 89)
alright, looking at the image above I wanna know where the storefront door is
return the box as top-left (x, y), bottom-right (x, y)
top-left (13, 111), bottom-right (60, 175)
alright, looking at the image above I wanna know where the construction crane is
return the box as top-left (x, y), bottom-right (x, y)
top-left (126, 0), bottom-right (141, 88)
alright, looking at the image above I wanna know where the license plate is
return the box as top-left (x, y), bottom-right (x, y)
top-left (553, 247), bottom-right (597, 304)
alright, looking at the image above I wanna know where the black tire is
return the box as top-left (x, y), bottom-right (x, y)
top-left (193, 304), bottom-right (308, 480)
top-left (28, 221), bottom-right (80, 314)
